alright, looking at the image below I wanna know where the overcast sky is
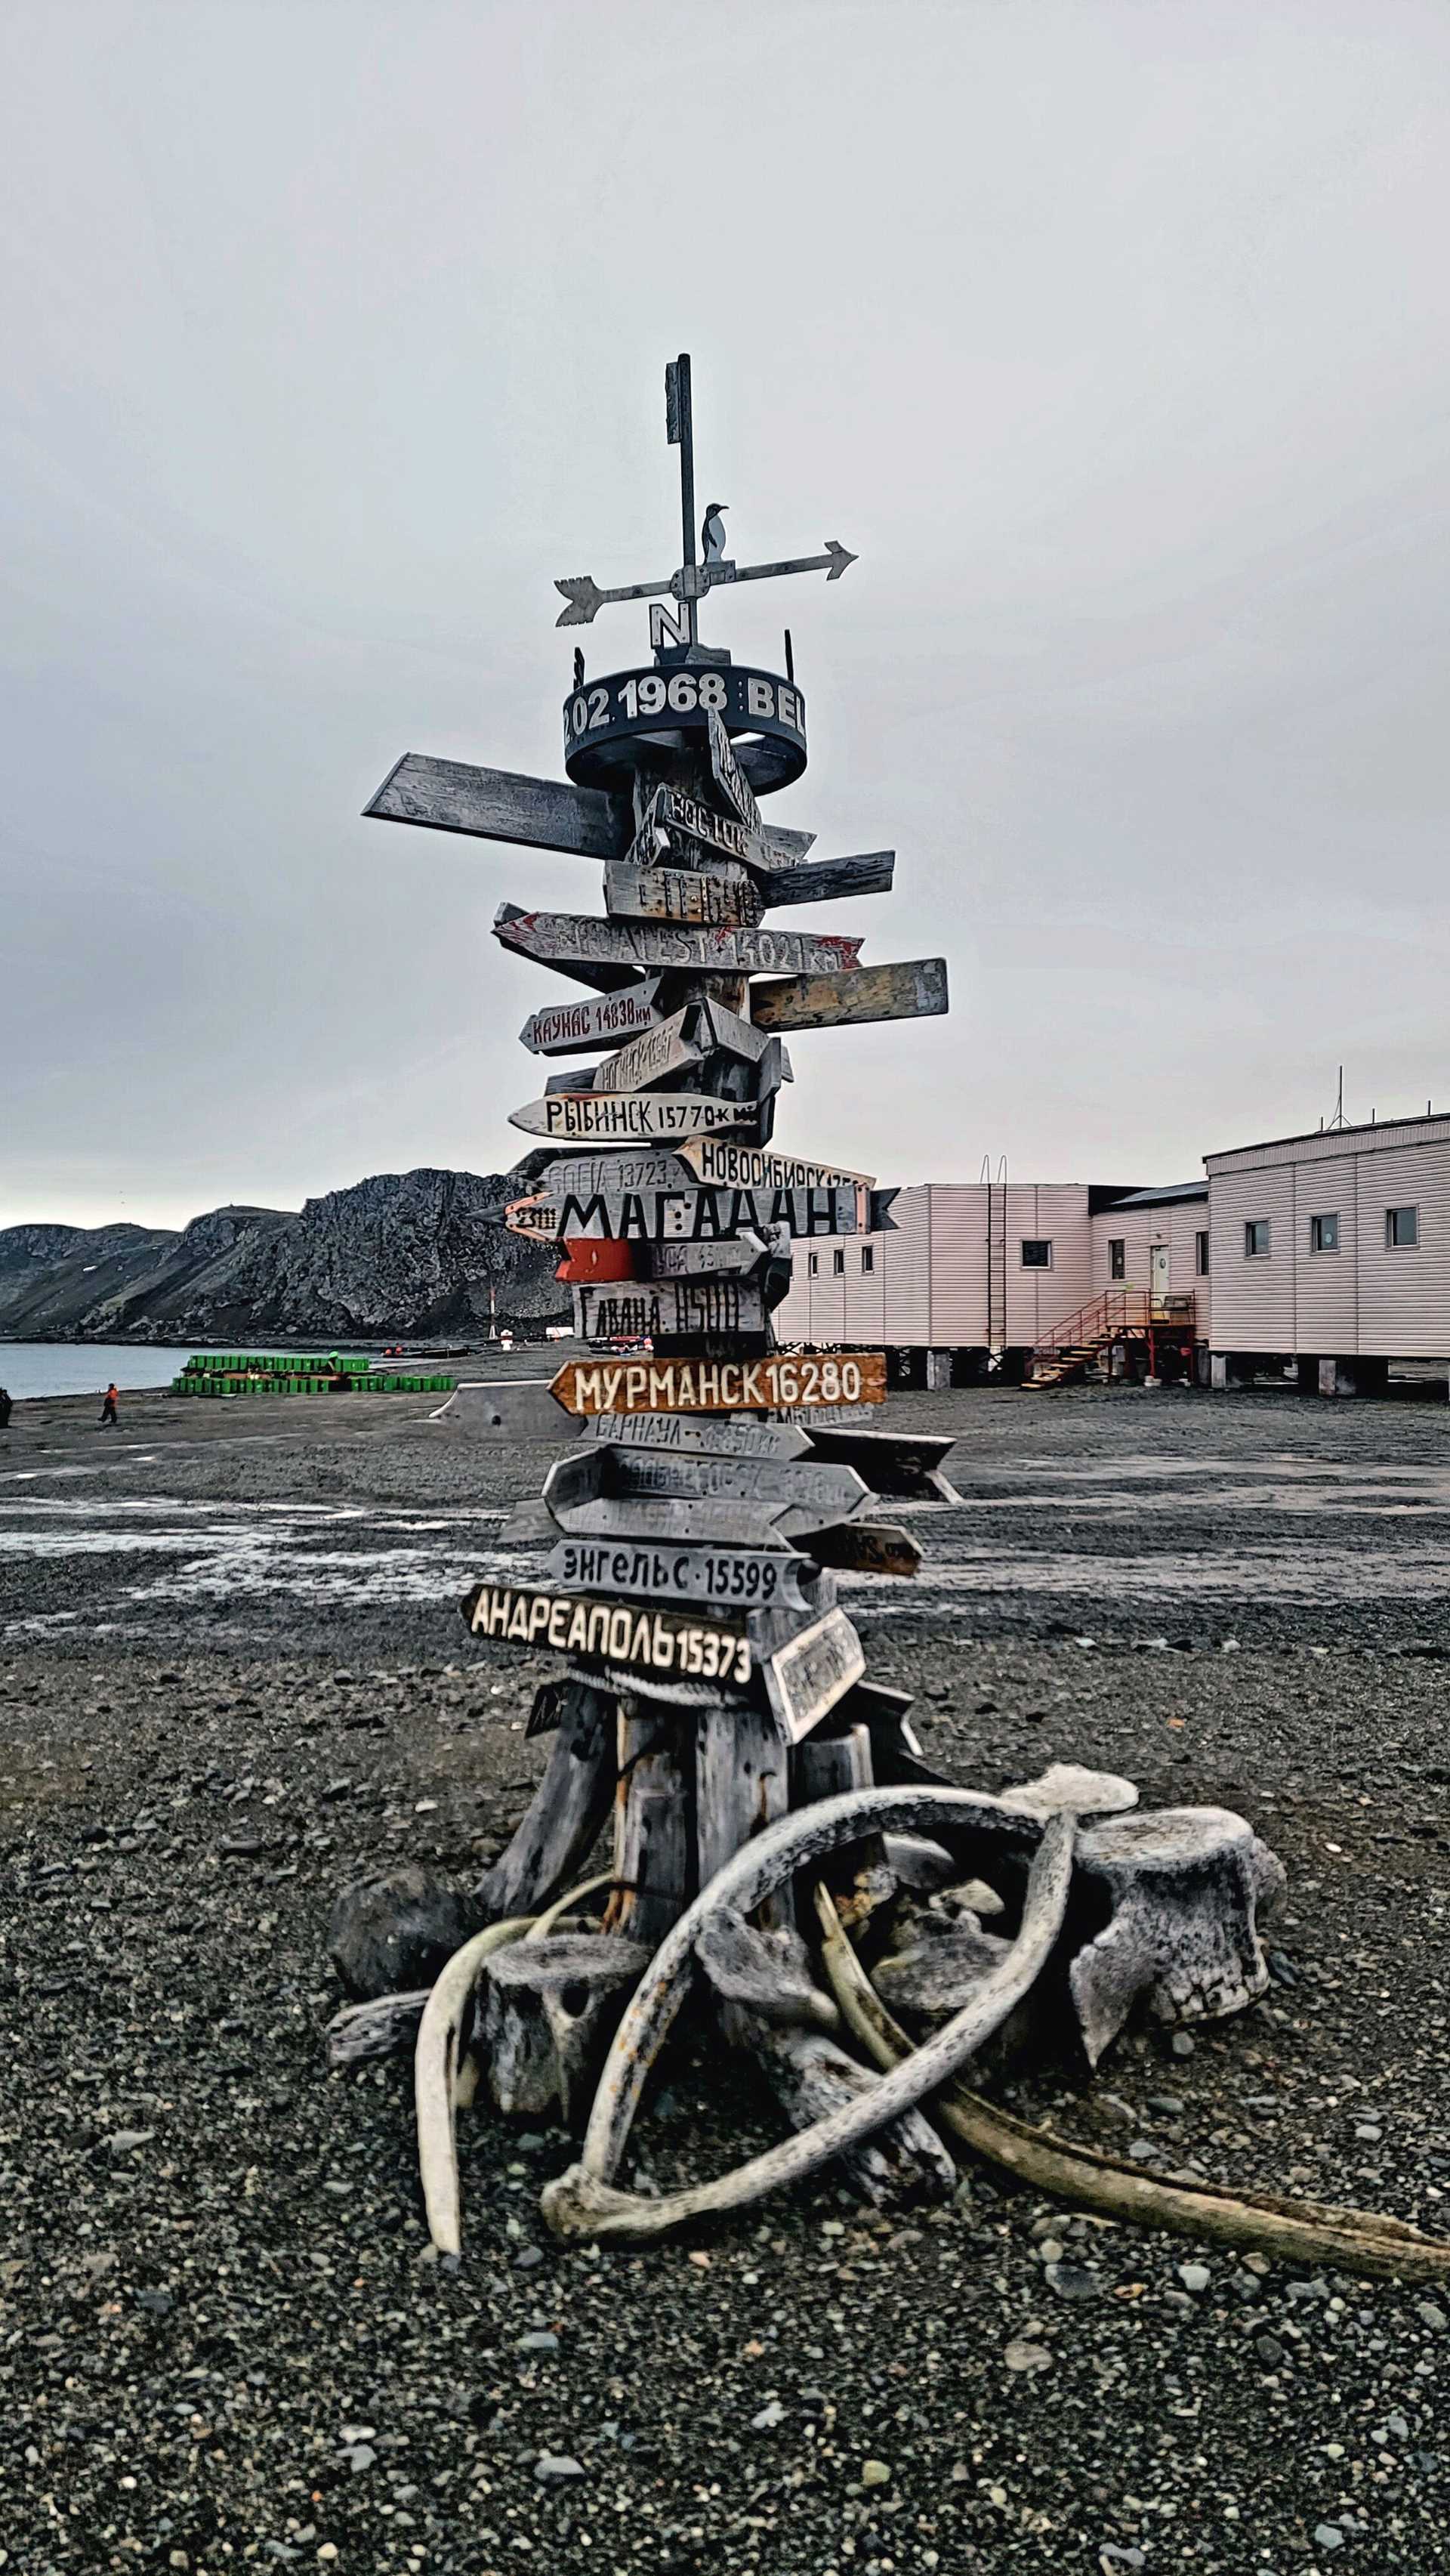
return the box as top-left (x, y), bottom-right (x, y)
top-left (5, 0), bottom-right (1450, 1232)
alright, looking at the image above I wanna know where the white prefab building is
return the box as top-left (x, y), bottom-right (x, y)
top-left (773, 1178), bottom-right (1209, 1379)
top-left (1204, 1112), bottom-right (1450, 1388)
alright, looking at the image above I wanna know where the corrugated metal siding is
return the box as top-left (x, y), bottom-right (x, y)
top-left (1005, 1186), bottom-right (1095, 1345)
top-left (1207, 1164), bottom-right (1297, 1349)
top-left (1355, 1141), bottom-right (1450, 1358)
top-left (1205, 1126), bottom-right (1450, 1357)
top-left (927, 1188), bottom-right (991, 1345)
top-left (1206, 1114), bottom-right (1450, 1176)
top-left (1291, 1155), bottom-right (1357, 1351)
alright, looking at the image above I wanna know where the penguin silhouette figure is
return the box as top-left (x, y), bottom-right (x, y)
top-left (701, 502), bottom-right (729, 564)
top-left (572, 647), bottom-right (585, 690)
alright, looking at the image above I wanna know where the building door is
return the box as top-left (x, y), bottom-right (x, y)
top-left (1150, 1242), bottom-right (1169, 1309)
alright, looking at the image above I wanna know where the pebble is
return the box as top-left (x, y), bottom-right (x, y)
top-left (751, 2399), bottom-right (785, 2431)
top-left (1170, 2032), bottom-right (1195, 2059)
top-left (344, 2443), bottom-right (376, 2473)
top-left (1313, 2525), bottom-right (1345, 2552)
top-left (1415, 2303), bottom-right (1447, 2333)
top-left (518, 2330), bottom-right (559, 2352)
top-left (103, 2129), bottom-right (154, 2154)
top-left (534, 2454), bottom-right (585, 2482)
top-left (1046, 2262), bottom-right (1103, 2301)
top-left (860, 2458), bottom-right (892, 2486)
top-left (1177, 2263), bottom-right (1211, 2294)
top-left (1004, 2339), bottom-right (1053, 2374)
top-left (1147, 2095), bottom-right (1186, 2117)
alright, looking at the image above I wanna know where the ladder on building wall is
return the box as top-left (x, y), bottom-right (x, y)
top-left (984, 1164), bottom-right (1007, 1360)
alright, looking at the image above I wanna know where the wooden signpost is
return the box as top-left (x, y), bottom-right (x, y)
top-left (360, 350), bottom-right (964, 2207)
top-left (509, 1091), bottom-right (745, 1145)
top-left (494, 902), bottom-right (862, 990)
top-left (591, 1006), bottom-right (704, 1094)
top-left (520, 981), bottom-right (665, 1057)
top-left (545, 1537), bottom-right (813, 1615)
top-left (603, 860), bottom-right (763, 928)
top-left (550, 1351), bottom-right (887, 1417)
top-left (465, 1578), bottom-right (751, 1688)
top-left (505, 1179), bottom-right (869, 1244)
top-left (573, 1277), bottom-right (768, 1339)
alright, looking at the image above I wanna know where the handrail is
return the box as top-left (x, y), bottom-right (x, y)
top-left (1032, 1288), bottom-right (1196, 1360)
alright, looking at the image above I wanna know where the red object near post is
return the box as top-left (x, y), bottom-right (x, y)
top-left (555, 1239), bottom-right (636, 1284)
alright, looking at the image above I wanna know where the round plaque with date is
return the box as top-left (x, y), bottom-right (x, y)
top-left (561, 664), bottom-right (807, 794)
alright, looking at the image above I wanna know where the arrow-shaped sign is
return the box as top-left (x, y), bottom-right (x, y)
top-left (555, 542), bottom-right (857, 627)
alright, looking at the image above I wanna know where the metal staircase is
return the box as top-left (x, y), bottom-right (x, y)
top-left (1028, 1289), bottom-right (1196, 1391)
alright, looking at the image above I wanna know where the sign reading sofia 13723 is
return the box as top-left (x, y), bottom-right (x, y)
top-left (563, 665), bottom-right (807, 797)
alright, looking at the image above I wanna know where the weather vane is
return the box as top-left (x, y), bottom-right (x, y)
top-left (554, 353), bottom-right (856, 655)
top-left (553, 355), bottom-right (856, 798)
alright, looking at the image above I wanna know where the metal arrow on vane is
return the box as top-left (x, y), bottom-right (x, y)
top-left (555, 541), bottom-right (857, 628)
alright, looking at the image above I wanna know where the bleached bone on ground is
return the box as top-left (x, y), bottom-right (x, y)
top-left (415, 1917), bottom-right (534, 2257)
top-left (998, 1763), bottom-right (1140, 1820)
top-left (482, 1932), bottom-right (652, 2124)
top-left (881, 1833), bottom-right (961, 1891)
top-left (1069, 1805), bottom-right (1287, 2067)
top-left (539, 1791), bottom-right (1075, 2243)
top-left (813, 1883), bottom-right (1450, 2287)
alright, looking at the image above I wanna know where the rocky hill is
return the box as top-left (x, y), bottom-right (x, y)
top-left (0, 1169), bottom-right (566, 1343)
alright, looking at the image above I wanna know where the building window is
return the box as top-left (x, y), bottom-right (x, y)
top-left (807, 1252), bottom-right (819, 1277)
top-left (1195, 1230), bottom-right (1210, 1276)
top-left (1021, 1239), bottom-right (1053, 1269)
top-left (1310, 1212), bottom-right (1339, 1254)
top-left (832, 1247), bottom-right (845, 1275)
top-left (860, 1245), bottom-right (875, 1273)
top-left (1108, 1238), bottom-right (1125, 1280)
top-left (1387, 1205), bottom-right (1419, 1248)
top-left (1244, 1220), bottom-right (1270, 1259)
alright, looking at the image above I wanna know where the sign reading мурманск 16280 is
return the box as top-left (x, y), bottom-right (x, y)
top-left (551, 1351), bottom-right (886, 1418)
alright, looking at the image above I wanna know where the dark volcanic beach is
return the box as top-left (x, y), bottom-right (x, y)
top-left (4, 1375), bottom-right (1450, 2573)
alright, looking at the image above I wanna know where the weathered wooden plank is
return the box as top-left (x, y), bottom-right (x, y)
top-left (574, 1276), bottom-right (769, 1339)
top-left (546, 1537), bottom-right (812, 1614)
top-left (522, 1150), bottom-right (692, 1200)
top-left (603, 861), bottom-right (763, 928)
top-left (757, 851), bottom-right (895, 908)
top-left (464, 1578), bottom-right (752, 1689)
top-left (802, 1518), bottom-right (921, 1577)
top-left (494, 903), bottom-right (862, 993)
top-left (696, 1703), bottom-right (795, 1932)
top-left (697, 997), bottom-right (783, 1064)
top-left (589, 1447), bottom-right (870, 1516)
top-left (801, 1424), bottom-right (961, 1501)
top-left (748, 956), bottom-right (949, 1033)
top-left (473, 1682), bottom-right (617, 1917)
top-left (553, 1496), bottom-right (810, 1548)
top-left (592, 1007), bottom-right (705, 1095)
top-left (764, 1611), bottom-right (866, 1743)
top-left (648, 784), bottom-right (806, 871)
top-left (520, 981), bottom-right (665, 1058)
top-left (584, 1410), bottom-right (810, 1459)
top-left (505, 1180), bottom-right (867, 1245)
top-left (364, 751), bottom-right (814, 863)
top-left (678, 1137), bottom-right (876, 1193)
top-left (551, 1351), bottom-right (887, 1417)
top-left (510, 1090), bottom-right (745, 1145)
top-left (644, 1232), bottom-right (773, 1280)
top-left (605, 1706), bottom-right (693, 1947)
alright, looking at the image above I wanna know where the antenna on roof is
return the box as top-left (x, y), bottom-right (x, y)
top-left (1326, 1065), bottom-right (1347, 1131)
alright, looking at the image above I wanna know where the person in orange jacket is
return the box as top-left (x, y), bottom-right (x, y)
top-left (99, 1382), bottom-right (119, 1427)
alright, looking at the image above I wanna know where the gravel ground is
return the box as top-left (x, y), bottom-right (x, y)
top-left (4, 1376), bottom-right (1450, 2573)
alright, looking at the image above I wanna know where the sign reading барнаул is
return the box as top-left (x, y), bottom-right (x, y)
top-left (550, 1351), bottom-right (886, 1419)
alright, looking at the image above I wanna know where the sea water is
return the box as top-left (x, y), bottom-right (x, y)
top-left (0, 1342), bottom-right (195, 1401)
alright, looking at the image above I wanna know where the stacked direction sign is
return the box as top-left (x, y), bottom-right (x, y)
top-left (361, 351), bottom-right (952, 2155)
